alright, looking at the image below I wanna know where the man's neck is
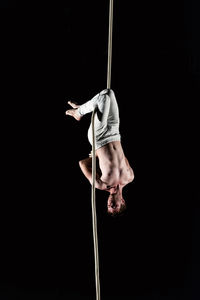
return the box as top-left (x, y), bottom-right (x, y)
top-left (108, 184), bottom-right (120, 195)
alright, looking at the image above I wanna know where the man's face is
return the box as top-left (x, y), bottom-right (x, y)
top-left (107, 194), bottom-right (123, 216)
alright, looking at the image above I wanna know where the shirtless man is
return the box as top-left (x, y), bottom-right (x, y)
top-left (66, 89), bottom-right (134, 216)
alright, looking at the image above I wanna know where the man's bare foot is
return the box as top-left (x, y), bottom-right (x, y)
top-left (65, 101), bottom-right (82, 121)
top-left (67, 101), bottom-right (80, 109)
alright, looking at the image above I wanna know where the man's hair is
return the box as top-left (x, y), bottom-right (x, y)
top-left (107, 201), bottom-right (127, 217)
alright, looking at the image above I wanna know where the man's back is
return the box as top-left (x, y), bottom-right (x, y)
top-left (96, 141), bottom-right (134, 189)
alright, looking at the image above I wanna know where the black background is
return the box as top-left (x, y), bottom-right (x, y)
top-left (0, 1), bottom-right (199, 299)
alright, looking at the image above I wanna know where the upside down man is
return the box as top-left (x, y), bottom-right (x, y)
top-left (66, 89), bottom-right (134, 216)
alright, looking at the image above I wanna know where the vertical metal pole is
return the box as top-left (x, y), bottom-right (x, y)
top-left (91, 1), bottom-right (114, 299)
top-left (91, 108), bottom-right (101, 300)
top-left (107, 0), bottom-right (114, 89)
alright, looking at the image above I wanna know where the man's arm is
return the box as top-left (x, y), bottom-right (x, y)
top-left (79, 158), bottom-right (107, 190)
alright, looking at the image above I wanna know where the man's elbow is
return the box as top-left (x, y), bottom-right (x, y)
top-left (79, 160), bottom-right (83, 169)
top-left (79, 159), bottom-right (86, 165)
top-left (130, 171), bottom-right (135, 182)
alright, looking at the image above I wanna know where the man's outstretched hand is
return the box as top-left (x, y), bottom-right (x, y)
top-left (65, 101), bottom-right (82, 121)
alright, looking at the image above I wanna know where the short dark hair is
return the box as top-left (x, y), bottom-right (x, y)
top-left (107, 201), bottom-right (127, 217)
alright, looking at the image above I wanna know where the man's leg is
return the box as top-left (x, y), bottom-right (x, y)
top-left (77, 93), bottom-right (111, 126)
top-left (66, 91), bottom-right (111, 128)
top-left (65, 90), bottom-right (120, 149)
top-left (90, 89), bottom-right (120, 149)
top-left (106, 89), bottom-right (120, 126)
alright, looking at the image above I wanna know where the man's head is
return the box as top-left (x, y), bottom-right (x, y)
top-left (107, 185), bottom-right (126, 217)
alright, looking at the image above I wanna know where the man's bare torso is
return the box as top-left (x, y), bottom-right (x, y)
top-left (96, 141), bottom-right (134, 189)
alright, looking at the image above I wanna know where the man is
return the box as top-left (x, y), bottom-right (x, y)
top-left (66, 89), bottom-right (134, 216)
